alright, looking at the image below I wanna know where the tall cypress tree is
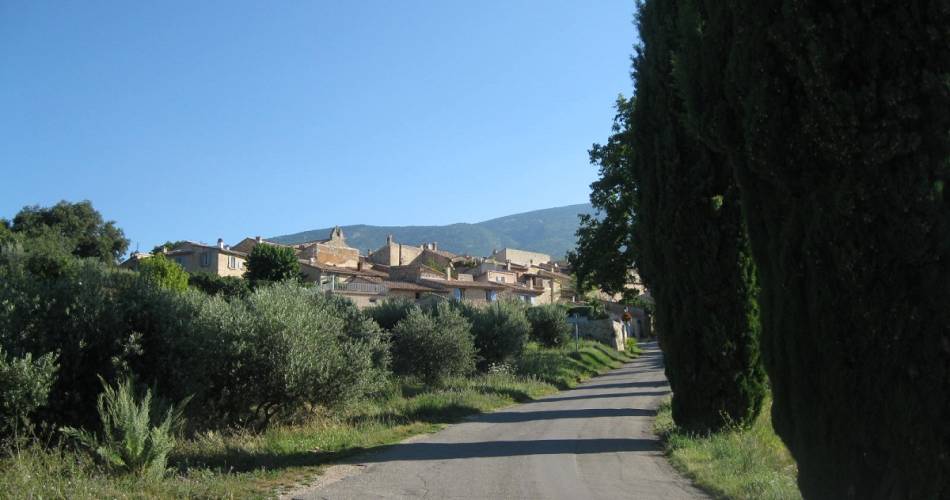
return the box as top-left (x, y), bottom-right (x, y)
top-left (724, 0), bottom-right (950, 497)
top-left (630, 0), bottom-right (766, 433)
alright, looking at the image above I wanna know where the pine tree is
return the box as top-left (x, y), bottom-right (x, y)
top-left (630, 0), bottom-right (766, 433)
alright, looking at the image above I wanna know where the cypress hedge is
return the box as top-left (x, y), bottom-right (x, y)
top-left (630, 0), bottom-right (766, 433)
top-left (722, 0), bottom-right (950, 497)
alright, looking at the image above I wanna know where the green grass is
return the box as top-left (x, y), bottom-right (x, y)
top-left (0, 341), bottom-right (637, 499)
top-left (655, 398), bottom-right (801, 500)
top-left (517, 339), bottom-right (637, 389)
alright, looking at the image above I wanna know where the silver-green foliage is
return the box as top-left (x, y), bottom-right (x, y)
top-left (60, 377), bottom-right (189, 478)
top-left (391, 302), bottom-right (476, 385)
top-left (0, 347), bottom-right (57, 437)
top-left (161, 283), bottom-right (384, 429)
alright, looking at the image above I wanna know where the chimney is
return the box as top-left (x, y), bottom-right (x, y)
top-left (217, 238), bottom-right (224, 249)
top-left (506, 259), bottom-right (511, 271)
top-left (386, 234), bottom-right (393, 245)
top-left (445, 265), bottom-right (452, 281)
top-left (433, 242), bottom-right (438, 251)
top-left (255, 236), bottom-right (262, 243)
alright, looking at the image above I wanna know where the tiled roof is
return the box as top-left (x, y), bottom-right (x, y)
top-left (383, 281), bottom-right (445, 292)
top-left (165, 242), bottom-right (248, 258)
top-left (419, 279), bottom-right (507, 290)
top-left (299, 261), bottom-right (389, 278)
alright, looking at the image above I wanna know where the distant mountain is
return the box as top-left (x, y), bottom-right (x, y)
top-left (269, 203), bottom-right (596, 259)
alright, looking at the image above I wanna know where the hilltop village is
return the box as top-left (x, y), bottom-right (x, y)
top-left (123, 227), bottom-right (584, 308)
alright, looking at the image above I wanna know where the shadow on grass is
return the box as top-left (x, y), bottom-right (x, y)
top-left (169, 346), bottom-right (664, 476)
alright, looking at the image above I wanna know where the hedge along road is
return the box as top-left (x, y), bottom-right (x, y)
top-left (286, 342), bottom-right (706, 500)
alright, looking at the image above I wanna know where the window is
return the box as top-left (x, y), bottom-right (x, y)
top-left (454, 288), bottom-right (464, 300)
top-left (495, 276), bottom-right (506, 283)
top-left (200, 252), bottom-right (211, 267)
top-left (415, 292), bottom-right (421, 299)
top-left (175, 257), bottom-right (186, 267)
top-left (486, 290), bottom-right (497, 302)
top-left (228, 255), bottom-right (237, 269)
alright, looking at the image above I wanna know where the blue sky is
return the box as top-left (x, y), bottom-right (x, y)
top-left (1, 1), bottom-right (636, 253)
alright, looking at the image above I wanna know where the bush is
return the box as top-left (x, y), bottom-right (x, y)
top-left (0, 252), bottom-right (190, 430)
top-left (459, 300), bottom-right (530, 370)
top-left (391, 303), bottom-right (475, 385)
top-left (366, 297), bottom-right (418, 331)
top-left (60, 377), bottom-right (188, 478)
top-left (526, 305), bottom-right (571, 347)
top-left (0, 348), bottom-right (58, 438)
top-left (187, 272), bottom-right (249, 300)
top-left (155, 283), bottom-right (382, 429)
top-left (137, 254), bottom-right (188, 292)
top-left (243, 244), bottom-right (300, 283)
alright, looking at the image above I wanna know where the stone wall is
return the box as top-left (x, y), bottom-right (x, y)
top-left (568, 318), bottom-right (626, 351)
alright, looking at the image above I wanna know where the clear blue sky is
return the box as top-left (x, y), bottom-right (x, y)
top-left (1, 1), bottom-right (636, 253)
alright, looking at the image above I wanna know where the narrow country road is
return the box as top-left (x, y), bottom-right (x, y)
top-left (288, 342), bottom-right (706, 500)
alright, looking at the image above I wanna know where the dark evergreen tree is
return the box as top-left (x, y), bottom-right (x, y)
top-left (629, 0), bottom-right (766, 433)
top-left (722, 0), bottom-right (950, 497)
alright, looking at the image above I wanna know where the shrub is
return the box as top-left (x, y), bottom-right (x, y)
top-left (137, 254), bottom-right (188, 292)
top-left (391, 303), bottom-right (475, 385)
top-left (243, 244), bottom-right (300, 283)
top-left (0, 253), bottom-right (190, 430)
top-left (0, 348), bottom-right (58, 438)
top-left (187, 272), bottom-right (249, 300)
top-left (526, 305), bottom-right (571, 347)
top-left (367, 297), bottom-right (418, 331)
top-left (60, 377), bottom-right (188, 478)
top-left (461, 300), bottom-right (530, 369)
top-left (155, 283), bottom-right (382, 429)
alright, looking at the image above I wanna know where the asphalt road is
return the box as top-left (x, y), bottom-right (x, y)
top-left (288, 341), bottom-right (706, 500)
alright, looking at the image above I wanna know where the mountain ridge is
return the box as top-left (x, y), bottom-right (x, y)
top-left (269, 203), bottom-right (595, 259)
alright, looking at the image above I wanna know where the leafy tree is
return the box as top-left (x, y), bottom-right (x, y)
top-left (0, 219), bottom-right (17, 249)
top-left (720, 0), bottom-right (950, 496)
top-left (9, 200), bottom-right (128, 263)
top-left (624, 0), bottom-right (766, 433)
top-left (0, 253), bottom-right (186, 429)
top-left (243, 244), bottom-right (299, 283)
top-left (391, 303), bottom-right (475, 385)
top-left (367, 297), bottom-right (419, 331)
top-left (568, 96), bottom-right (637, 295)
top-left (526, 305), bottom-right (572, 347)
top-left (188, 272), bottom-right (250, 300)
top-left (150, 240), bottom-right (187, 255)
top-left (137, 254), bottom-right (188, 293)
top-left (453, 300), bottom-right (530, 369)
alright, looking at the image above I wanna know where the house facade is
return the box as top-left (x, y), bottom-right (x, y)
top-left (163, 240), bottom-right (248, 277)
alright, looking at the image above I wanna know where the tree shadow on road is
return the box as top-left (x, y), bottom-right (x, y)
top-left (349, 438), bottom-right (662, 463)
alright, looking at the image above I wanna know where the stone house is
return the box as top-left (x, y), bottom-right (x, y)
top-left (162, 240), bottom-right (248, 277)
top-left (490, 247), bottom-right (552, 267)
top-left (233, 227), bottom-right (360, 269)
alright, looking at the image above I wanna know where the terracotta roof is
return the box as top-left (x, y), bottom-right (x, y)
top-left (419, 279), bottom-right (508, 291)
top-left (165, 242), bottom-right (248, 258)
top-left (383, 281), bottom-right (445, 292)
top-left (299, 261), bottom-right (389, 278)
